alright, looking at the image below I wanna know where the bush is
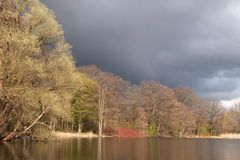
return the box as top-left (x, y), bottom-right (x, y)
top-left (199, 126), bottom-right (209, 136)
top-left (148, 123), bottom-right (157, 136)
top-left (32, 127), bottom-right (51, 141)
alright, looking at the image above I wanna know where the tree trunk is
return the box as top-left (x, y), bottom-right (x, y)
top-left (98, 120), bottom-right (103, 137)
top-left (157, 123), bottom-right (161, 135)
top-left (71, 120), bottom-right (73, 132)
top-left (15, 108), bottom-right (46, 138)
top-left (98, 88), bottom-right (106, 137)
top-left (210, 124), bottom-right (213, 136)
top-left (3, 107), bottom-right (48, 141)
top-left (0, 48), bottom-right (4, 95)
top-left (78, 122), bottom-right (82, 133)
top-left (61, 119), bottom-right (64, 131)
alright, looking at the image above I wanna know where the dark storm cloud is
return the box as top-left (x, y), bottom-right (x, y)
top-left (42, 0), bottom-right (240, 100)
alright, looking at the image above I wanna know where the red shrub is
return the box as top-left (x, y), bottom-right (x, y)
top-left (115, 128), bottom-right (144, 138)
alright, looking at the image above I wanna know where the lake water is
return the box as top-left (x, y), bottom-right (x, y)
top-left (1, 137), bottom-right (240, 160)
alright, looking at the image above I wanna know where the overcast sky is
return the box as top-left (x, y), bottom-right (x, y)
top-left (42, 0), bottom-right (240, 105)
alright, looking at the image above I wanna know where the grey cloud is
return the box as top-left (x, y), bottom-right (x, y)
top-left (41, 0), bottom-right (240, 100)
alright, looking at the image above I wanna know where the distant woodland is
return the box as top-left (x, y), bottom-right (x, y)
top-left (1, 0), bottom-right (240, 141)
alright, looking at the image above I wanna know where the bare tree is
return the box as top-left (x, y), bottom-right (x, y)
top-left (223, 102), bottom-right (240, 133)
top-left (205, 100), bottom-right (224, 135)
top-left (233, 102), bottom-right (240, 133)
top-left (79, 65), bottom-right (131, 135)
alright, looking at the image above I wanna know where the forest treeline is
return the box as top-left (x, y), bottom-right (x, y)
top-left (0, 0), bottom-right (240, 141)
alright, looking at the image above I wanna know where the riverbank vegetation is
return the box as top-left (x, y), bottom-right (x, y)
top-left (1, 0), bottom-right (240, 141)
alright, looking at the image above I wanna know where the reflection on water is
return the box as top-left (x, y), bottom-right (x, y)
top-left (97, 138), bottom-right (102, 160)
top-left (1, 137), bottom-right (240, 160)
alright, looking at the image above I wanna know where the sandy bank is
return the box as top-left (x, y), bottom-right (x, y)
top-left (51, 132), bottom-right (240, 139)
top-left (186, 134), bottom-right (240, 139)
top-left (214, 134), bottom-right (240, 139)
top-left (51, 132), bottom-right (101, 138)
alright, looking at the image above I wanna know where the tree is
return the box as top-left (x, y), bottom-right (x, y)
top-left (232, 102), bottom-right (240, 133)
top-left (174, 86), bottom-right (208, 135)
top-left (223, 109), bottom-right (235, 133)
top-left (138, 81), bottom-right (196, 137)
top-left (0, 0), bottom-right (76, 141)
top-left (79, 65), bottom-right (131, 136)
top-left (174, 86), bottom-right (199, 108)
top-left (126, 86), bottom-right (148, 133)
top-left (205, 100), bottom-right (224, 135)
top-left (71, 73), bottom-right (99, 133)
top-left (223, 102), bottom-right (240, 133)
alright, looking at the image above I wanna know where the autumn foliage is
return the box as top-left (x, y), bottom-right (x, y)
top-left (115, 128), bottom-right (144, 138)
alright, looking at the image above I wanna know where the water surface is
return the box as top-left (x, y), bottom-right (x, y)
top-left (1, 137), bottom-right (240, 160)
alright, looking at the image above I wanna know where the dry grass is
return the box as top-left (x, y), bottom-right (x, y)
top-left (186, 134), bottom-right (240, 139)
top-left (51, 132), bottom-right (240, 139)
top-left (217, 134), bottom-right (240, 139)
top-left (51, 131), bottom-right (99, 138)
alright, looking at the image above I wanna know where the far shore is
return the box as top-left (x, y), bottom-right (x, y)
top-left (51, 131), bottom-right (110, 138)
top-left (51, 132), bottom-right (240, 140)
top-left (185, 134), bottom-right (240, 140)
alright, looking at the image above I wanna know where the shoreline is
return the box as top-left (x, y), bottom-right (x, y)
top-left (51, 132), bottom-right (110, 138)
top-left (51, 132), bottom-right (240, 140)
top-left (185, 134), bottom-right (240, 140)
